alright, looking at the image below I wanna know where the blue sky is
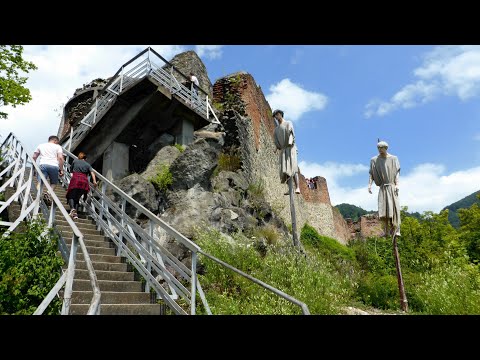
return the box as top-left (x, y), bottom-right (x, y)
top-left (2, 45), bottom-right (480, 213)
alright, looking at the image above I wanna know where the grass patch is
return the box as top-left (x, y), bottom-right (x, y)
top-left (301, 224), bottom-right (356, 263)
top-left (174, 144), bottom-right (185, 153)
top-left (217, 152), bottom-right (241, 173)
top-left (253, 224), bottom-right (281, 246)
top-left (246, 180), bottom-right (269, 219)
top-left (194, 228), bottom-right (354, 314)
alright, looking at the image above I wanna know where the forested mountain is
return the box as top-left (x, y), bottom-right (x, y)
top-left (335, 203), bottom-right (374, 221)
top-left (442, 190), bottom-right (480, 228)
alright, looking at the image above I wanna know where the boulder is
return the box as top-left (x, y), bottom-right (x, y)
top-left (147, 133), bottom-right (175, 158)
top-left (169, 138), bottom-right (222, 191)
top-left (212, 170), bottom-right (249, 193)
top-left (141, 145), bottom-right (181, 182)
top-left (162, 184), bottom-right (224, 238)
top-left (113, 173), bottom-right (158, 218)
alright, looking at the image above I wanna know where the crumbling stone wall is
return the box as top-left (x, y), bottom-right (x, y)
top-left (213, 73), bottom-right (349, 244)
top-left (360, 214), bottom-right (384, 238)
top-left (346, 213), bottom-right (384, 240)
top-left (300, 176), bottom-right (331, 204)
top-left (57, 78), bottom-right (109, 140)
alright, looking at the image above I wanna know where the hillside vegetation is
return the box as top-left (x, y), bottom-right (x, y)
top-left (195, 195), bottom-right (480, 314)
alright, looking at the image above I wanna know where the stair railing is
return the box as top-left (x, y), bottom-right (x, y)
top-left (61, 147), bottom-right (310, 315)
top-left (64, 47), bottom-right (222, 152)
top-left (0, 132), bottom-right (101, 315)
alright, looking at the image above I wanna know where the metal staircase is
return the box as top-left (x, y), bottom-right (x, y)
top-left (63, 47), bottom-right (221, 153)
top-left (0, 132), bottom-right (310, 315)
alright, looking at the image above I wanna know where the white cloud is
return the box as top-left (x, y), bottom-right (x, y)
top-left (365, 45), bottom-right (480, 118)
top-left (195, 45), bottom-right (223, 60)
top-left (299, 160), bottom-right (480, 213)
top-left (266, 78), bottom-right (328, 122)
top-left (299, 160), bottom-right (368, 179)
top-left (474, 133), bottom-right (480, 141)
top-left (0, 45), bottom-right (185, 153)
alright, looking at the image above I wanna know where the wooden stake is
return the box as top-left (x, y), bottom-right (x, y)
top-left (288, 176), bottom-right (300, 249)
top-left (393, 231), bottom-right (409, 312)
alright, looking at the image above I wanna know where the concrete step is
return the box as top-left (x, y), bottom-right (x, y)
top-left (57, 225), bottom-right (99, 236)
top-left (54, 216), bottom-right (92, 225)
top-left (73, 279), bottom-right (142, 292)
top-left (75, 260), bottom-right (127, 272)
top-left (71, 291), bottom-right (151, 305)
top-left (69, 304), bottom-right (162, 315)
top-left (64, 237), bottom-right (113, 248)
top-left (56, 219), bottom-right (97, 230)
top-left (71, 245), bottom-right (115, 256)
top-left (69, 233), bottom-right (110, 242)
top-left (73, 269), bottom-right (134, 281)
top-left (77, 253), bottom-right (122, 263)
top-left (59, 233), bottom-right (110, 242)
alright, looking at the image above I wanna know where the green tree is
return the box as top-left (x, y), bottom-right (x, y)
top-left (458, 195), bottom-right (480, 263)
top-left (0, 45), bottom-right (37, 119)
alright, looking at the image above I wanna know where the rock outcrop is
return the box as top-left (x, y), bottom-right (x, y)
top-left (146, 133), bottom-right (175, 160)
top-left (169, 137), bottom-right (222, 192)
top-left (169, 50), bottom-right (213, 98)
top-left (141, 145), bottom-right (181, 182)
top-left (113, 173), bottom-right (158, 218)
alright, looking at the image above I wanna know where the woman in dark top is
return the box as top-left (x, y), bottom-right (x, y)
top-left (66, 152), bottom-right (97, 219)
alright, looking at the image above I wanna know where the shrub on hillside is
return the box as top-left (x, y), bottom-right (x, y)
top-left (301, 224), bottom-right (356, 264)
top-left (148, 164), bottom-right (173, 192)
top-left (0, 219), bottom-right (64, 315)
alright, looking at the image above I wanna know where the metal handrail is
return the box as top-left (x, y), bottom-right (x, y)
top-left (61, 147), bottom-right (310, 315)
top-left (0, 132), bottom-right (101, 315)
top-left (63, 47), bottom-right (221, 152)
top-left (198, 250), bottom-right (311, 315)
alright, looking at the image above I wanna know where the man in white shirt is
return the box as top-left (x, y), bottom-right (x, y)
top-left (33, 135), bottom-right (64, 203)
top-left (190, 72), bottom-right (199, 100)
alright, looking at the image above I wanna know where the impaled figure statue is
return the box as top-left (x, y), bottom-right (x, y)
top-left (368, 140), bottom-right (401, 236)
top-left (272, 109), bottom-right (301, 195)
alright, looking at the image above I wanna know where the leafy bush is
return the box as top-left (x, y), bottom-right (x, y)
top-left (148, 164), bottom-right (173, 192)
top-left (411, 263), bottom-right (480, 314)
top-left (0, 219), bottom-right (64, 314)
top-left (194, 228), bottom-right (354, 314)
top-left (356, 274), bottom-right (400, 310)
